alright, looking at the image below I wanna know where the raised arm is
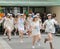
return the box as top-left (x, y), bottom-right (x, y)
top-left (0, 18), bottom-right (4, 23)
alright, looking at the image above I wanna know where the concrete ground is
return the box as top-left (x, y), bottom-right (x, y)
top-left (0, 34), bottom-right (60, 49)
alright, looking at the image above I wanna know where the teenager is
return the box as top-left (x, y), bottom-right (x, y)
top-left (18, 14), bottom-right (25, 43)
top-left (43, 14), bottom-right (58, 49)
top-left (14, 15), bottom-right (18, 36)
top-left (4, 14), bottom-right (14, 40)
top-left (31, 16), bottom-right (41, 48)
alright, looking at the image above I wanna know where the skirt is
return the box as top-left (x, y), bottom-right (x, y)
top-left (45, 27), bottom-right (55, 33)
top-left (32, 29), bottom-right (40, 36)
top-left (6, 26), bottom-right (13, 31)
top-left (6, 25), bottom-right (14, 31)
top-left (18, 26), bottom-right (24, 31)
top-left (14, 24), bottom-right (18, 29)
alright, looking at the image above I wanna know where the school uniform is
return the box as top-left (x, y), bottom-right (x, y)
top-left (4, 17), bottom-right (9, 29)
top-left (27, 17), bottom-right (33, 24)
top-left (43, 19), bottom-right (57, 33)
top-left (18, 18), bottom-right (25, 31)
top-left (31, 21), bottom-right (40, 36)
top-left (14, 20), bottom-right (18, 29)
top-left (4, 18), bottom-right (14, 31)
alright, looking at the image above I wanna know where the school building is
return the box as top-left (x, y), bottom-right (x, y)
top-left (0, 0), bottom-right (60, 23)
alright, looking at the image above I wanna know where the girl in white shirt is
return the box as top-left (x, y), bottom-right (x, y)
top-left (4, 14), bottom-right (14, 40)
top-left (43, 14), bottom-right (57, 49)
top-left (18, 14), bottom-right (25, 43)
top-left (3, 16), bottom-right (9, 36)
top-left (31, 16), bottom-right (41, 48)
top-left (27, 14), bottom-right (33, 25)
top-left (14, 16), bottom-right (18, 36)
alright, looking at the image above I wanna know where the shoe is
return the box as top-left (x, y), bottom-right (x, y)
top-left (14, 34), bottom-right (16, 36)
top-left (32, 46), bottom-right (35, 49)
top-left (44, 38), bottom-right (47, 43)
top-left (36, 41), bottom-right (41, 47)
top-left (38, 43), bottom-right (41, 46)
top-left (51, 47), bottom-right (54, 49)
top-left (4, 33), bottom-right (6, 36)
top-left (9, 39), bottom-right (11, 41)
top-left (20, 40), bottom-right (23, 43)
top-left (8, 37), bottom-right (11, 41)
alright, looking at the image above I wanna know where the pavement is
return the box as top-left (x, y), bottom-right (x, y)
top-left (0, 44), bottom-right (4, 49)
top-left (0, 34), bottom-right (60, 49)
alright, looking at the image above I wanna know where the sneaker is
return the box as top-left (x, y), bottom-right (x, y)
top-left (32, 46), bottom-right (35, 49)
top-left (9, 39), bottom-right (11, 41)
top-left (38, 43), bottom-right (41, 46)
top-left (36, 42), bottom-right (41, 47)
top-left (14, 34), bottom-right (16, 36)
top-left (20, 40), bottom-right (23, 43)
top-left (44, 38), bottom-right (48, 43)
top-left (4, 33), bottom-right (6, 36)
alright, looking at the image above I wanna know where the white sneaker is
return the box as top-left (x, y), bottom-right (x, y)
top-left (20, 40), bottom-right (23, 43)
top-left (38, 44), bottom-right (41, 46)
top-left (14, 34), bottom-right (16, 36)
top-left (36, 42), bottom-right (41, 47)
top-left (4, 33), bottom-right (6, 36)
top-left (32, 46), bottom-right (35, 49)
top-left (26, 33), bottom-right (28, 35)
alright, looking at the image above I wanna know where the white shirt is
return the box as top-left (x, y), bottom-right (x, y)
top-left (27, 17), bottom-right (33, 24)
top-left (43, 19), bottom-right (57, 33)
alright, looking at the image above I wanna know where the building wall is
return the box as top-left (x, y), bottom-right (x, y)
top-left (51, 6), bottom-right (60, 24)
top-left (46, 6), bottom-right (60, 24)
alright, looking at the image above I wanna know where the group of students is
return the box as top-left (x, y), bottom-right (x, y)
top-left (0, 13), bottom-right (58, 49)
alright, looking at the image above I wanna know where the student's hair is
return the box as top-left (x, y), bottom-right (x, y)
top-left (15, 15), bottom-right (19, 18)
top-left (15, 15), bottom-right (18, 18)
top-left (52, 13), bottom-right (56, 18)
top-left (33, 17), bottom-right (37, 21)
top-left (7, 15), bottom-right (10, 18)
top-left (47, 13), bottom-right (52, 19)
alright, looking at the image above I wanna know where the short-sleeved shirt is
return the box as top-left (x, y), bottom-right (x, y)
top-left (43, 19), bottom-right (57, 33)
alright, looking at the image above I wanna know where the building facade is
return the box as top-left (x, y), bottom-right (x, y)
top-left (0, 0), bottom-right (60, 23)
